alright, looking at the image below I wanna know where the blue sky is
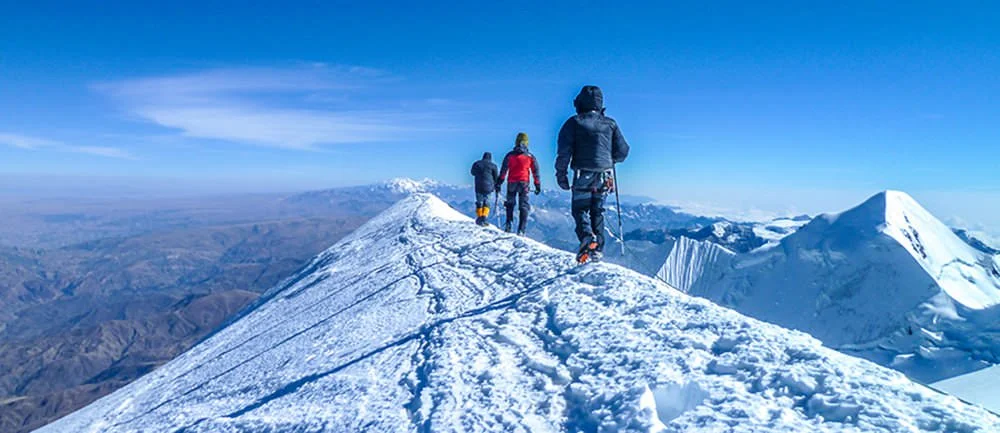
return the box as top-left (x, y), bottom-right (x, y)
top-left (2, 1), bottom-right (999, 229)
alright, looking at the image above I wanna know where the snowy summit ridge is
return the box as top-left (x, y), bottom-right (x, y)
top-left (37, 194), bottom-right (998, 432)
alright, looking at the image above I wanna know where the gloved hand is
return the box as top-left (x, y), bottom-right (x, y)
top-left (534, 184), bottom-right (541, 195)
top-left (556, 172), bottom-right (571, 190)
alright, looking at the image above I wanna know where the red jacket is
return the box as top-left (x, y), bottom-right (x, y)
top-left (499, 145), bottom-right (541, 185)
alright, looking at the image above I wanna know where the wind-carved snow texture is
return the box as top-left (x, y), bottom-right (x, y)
top-left (37, 194), bottom-right (999, 433)
top-left (669, 190), bottom-right (1000, 383)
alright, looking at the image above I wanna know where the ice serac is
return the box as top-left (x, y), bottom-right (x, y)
top-left (656, 236), bottom-right (735, 293)
top-left (37, 194), bottom-right (999, 432)
top-left (687, 190), bottom-right (1000, 382)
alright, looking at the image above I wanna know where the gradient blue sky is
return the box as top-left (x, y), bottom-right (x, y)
top-left (2, 1), bottom-right (999, 229)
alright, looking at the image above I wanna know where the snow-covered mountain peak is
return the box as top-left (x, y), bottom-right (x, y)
top-left (797, 189), bottom-right (1000, 310)
top-left (817, 190), bottom-right (918, 226)
top-left (676, 190), bottom-right (1000, 382)
top-left (811, 190), bottom-right (910, 234)
top-left (354, 192), bottom-right (464, 233)
top-left (37, 194), bottom-right (999, 432)
top-left (880, 191), bottom-right (1000, 309)
top-left (379, 177), bottom-right (444, 194)
top-left (817, 190), bottom-right (1000, 310)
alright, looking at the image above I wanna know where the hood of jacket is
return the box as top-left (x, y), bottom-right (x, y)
top-left (574, 85), bottom-right (604, 114)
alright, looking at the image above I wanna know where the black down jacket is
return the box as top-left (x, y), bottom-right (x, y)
top-left (470, 152), bottom-right (499, 194)
top-left (555, 86), bottom-right (630, 177)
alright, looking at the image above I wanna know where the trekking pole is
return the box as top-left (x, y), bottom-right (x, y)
top-left (612, 164), bottom-right (625, 256)
top-left (493, 191), bottom-right (501, 226)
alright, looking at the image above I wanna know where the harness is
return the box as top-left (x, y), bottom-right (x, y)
top-left (573, 168), bottom-right (615, 193)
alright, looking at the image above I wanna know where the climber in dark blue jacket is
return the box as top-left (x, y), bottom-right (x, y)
top-left (470, 152), bottom-right (499, 226)
top-left (555, 85), bottom-right (630, 262)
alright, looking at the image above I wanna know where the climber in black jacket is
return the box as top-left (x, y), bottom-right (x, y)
top-left (555, 85), bottom-right (630, 263)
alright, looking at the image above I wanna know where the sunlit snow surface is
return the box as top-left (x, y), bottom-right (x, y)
top-left (878, 191), bottom-right (1000, 309)
top-left (37, 194), bottom-right (998, 432)
top-left (934, 364), bottom-right (1000, 414)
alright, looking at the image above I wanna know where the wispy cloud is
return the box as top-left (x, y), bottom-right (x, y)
top-left (0, 133), bottom-right (61, 149)
top-left (94, 65), bottom-right (445, 149)
top-left (0, 133), bottom-right (135, 159)
top-left (68, 146), bottom-right (136, 159)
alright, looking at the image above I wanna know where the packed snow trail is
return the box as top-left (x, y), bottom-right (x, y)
top-left (37, 194), bottom-right (999, 432)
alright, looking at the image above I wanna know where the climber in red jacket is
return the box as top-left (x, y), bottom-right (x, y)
top-left (498, 132), bottom-right (541, 236)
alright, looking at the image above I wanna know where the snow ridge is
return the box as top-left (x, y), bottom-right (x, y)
top-left (37, 194), bottom-right (999, 432)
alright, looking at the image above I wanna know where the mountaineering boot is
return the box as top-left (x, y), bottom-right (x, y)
top-left (503, 220), bottom-right (512, 233)
top-left (576, 234), bottom-right (600, 264)
top-left (474, 207), bottom-right (484, 226)
top-left (589, 251), bottom-right (604, 263)
top-left (481, 206), bottom-right (491, 227)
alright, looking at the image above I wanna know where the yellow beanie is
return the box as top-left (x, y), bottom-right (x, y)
top-left (515, 132), bottom-right (529, 146)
